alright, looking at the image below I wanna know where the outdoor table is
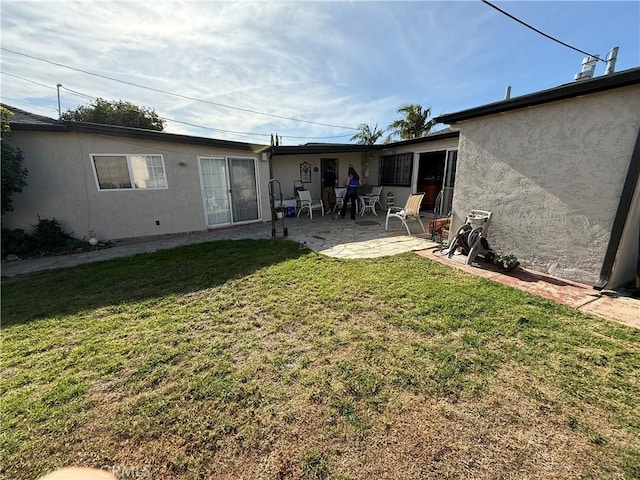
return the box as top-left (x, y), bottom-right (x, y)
top-left (359, 195), bottom-right (377, 215)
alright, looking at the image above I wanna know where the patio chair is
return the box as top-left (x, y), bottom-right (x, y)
top-left (333, 187), bottom-right (346, 214)
top-left (360, 186), bottom-right (383, 215)
top-left (296, 189), bottom-right (324, 219)
top-left (385, 193), bottom-right (426, 235)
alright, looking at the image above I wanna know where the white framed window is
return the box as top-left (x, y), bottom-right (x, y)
top-left (91, 154), bottom-right (168, 190)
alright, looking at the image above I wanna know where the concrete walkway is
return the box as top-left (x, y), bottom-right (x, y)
top-left (0, 215), bottom-right (437, 276)
top-left (2, 214), bottom-right (638, 329)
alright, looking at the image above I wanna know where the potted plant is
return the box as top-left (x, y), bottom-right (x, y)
top-left (495, 253), bottom-right (519, 272)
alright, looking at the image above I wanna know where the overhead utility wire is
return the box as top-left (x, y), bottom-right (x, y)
top-left (481, 0), bottom-right (605, 62)
top-left (1, 73), bottom-right (351, 140)
top-left (1, 47), bottom-right (360, 130)
top-left (57, 85), bottom-right (352, 140)
top-left (2, 71), bottom-right (58, 90)
top-left (0, 97), bottom-right (58, 113)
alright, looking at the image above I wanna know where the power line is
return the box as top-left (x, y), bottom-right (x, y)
top-left (1, 71), bottom-right (57, 90)
top-left (1, 47), bottom-right (360, 130)
top-left (58, 85), bottom-right (101, 101)
top-left (2, 71), bottom-right (354, 141)
top-left (481, 0), bottom-right (605, 62)
top-left (0, 96), bottom-right (58, 113)
top-left (56, 84), bottom-right (352, 141)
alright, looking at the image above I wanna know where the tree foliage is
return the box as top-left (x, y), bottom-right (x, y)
top-left (388, 104), bottom-right (436, 140)
top-left (1, 107), bottom-right (28, 214)
top-left (350, 123), bottom-right (385, 145)
top-left (61, 98), bottom-right (165, 131)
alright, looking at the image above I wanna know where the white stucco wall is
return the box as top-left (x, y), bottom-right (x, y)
top-left (450, 84), bottom-right (640, 285)
top-left (270, 152), bottom-right (370, 201)
top-left (269, 137), bottom-right (459, 210)
top-left (4, 130), bottom-right (270, 241)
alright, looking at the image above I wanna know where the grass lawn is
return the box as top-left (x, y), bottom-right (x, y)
top-left (1, 239), bottom-right (639, 480)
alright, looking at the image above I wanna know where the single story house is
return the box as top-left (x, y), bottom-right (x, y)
top-left (435, 67), bottom-right (640, 289)
top-left (2, 105), bottom-right (458, 243)
top-left (269, 129), bottom-right (459, 213)
top-left (2, 107), bottom-right (273, 241)
top-left (4, 66), bottom-right (638, 291)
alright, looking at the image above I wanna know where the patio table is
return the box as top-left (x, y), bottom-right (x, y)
top-left (359, 195), bottom-right (377, 215)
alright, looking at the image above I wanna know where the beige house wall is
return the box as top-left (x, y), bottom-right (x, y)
top-left (270, 152), bottom-right (370, 201)
top-left (4, 130), bottom-right (270, 241)
top-left (269, 136), bottom-right (458, 210)
top-left (450, 84), bottom-right (640, 285)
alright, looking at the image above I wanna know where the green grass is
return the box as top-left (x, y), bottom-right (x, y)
top-left (1, 239), bottom-right (639, 479)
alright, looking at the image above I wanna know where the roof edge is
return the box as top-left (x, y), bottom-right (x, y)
top-left (2, 104), bottom-right (268, 152)
top-left (271, 129), bottom-right (459, 156)
top-left (435, 67), bottom-right (640, 125)
top-left (62, 121), bottom-right (267, 151)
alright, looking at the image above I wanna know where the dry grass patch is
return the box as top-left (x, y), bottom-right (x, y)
top-left (2, 240), bottom-right (638, 479)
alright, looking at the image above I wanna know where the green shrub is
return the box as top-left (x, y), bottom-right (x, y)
top-left (31, 217), bottom-right (82, 254)
top-left (1, 217), bottom-right (83, 258)
top-left (1, 227), bottom-right (35, 255)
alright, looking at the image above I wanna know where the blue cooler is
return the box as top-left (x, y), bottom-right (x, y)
top-left (286, 207), bottom-right (296, 218)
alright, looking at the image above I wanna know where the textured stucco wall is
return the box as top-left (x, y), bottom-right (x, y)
top-left (4, 130), bottom-right (269, 240)
top-left (451, 85), bottom-right (640, 285)
top-left (270, 152), bottom-right (368, 201)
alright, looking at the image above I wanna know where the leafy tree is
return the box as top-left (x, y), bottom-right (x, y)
top-left (388, 104), bottom-right (436, 140)
top-left (61, 98), bottom-right (165, 131)
top-left (350, 123), bottom-right (385, 145)
top-left (1, 107), bottom-right (28, 214)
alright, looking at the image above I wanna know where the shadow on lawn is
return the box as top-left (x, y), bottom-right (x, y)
top-left (1, 239), bottom-right (303, 326)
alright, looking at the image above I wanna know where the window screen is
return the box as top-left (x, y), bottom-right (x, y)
top-left (379, 152), bottom-right (413, 186)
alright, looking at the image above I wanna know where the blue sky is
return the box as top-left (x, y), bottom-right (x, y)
top-left (1, 0), bottom-right (638, 145)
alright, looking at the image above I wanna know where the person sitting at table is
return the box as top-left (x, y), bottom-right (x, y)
top-left (340, 166), bottom-right (361, 220)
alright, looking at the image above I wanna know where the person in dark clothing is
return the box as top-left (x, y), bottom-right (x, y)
top-left (340, 166), bottom-right (361, 220)
top-left (322, 166), bottom-right (337, 214)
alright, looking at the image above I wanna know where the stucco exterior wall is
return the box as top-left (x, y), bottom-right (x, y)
top-left (270, 152), bottom-right (369, 201)
top-left (450, 84), bottom-right (640, 285)
top-left (4, 130), bottom-right (269, 241)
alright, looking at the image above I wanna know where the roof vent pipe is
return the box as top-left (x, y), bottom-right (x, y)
top-left (574, 55), bottom-right (599, 81)
top-left (504, 86), bottom-right (511, 100)
top-left (605, 46), bottom-right (619, 75)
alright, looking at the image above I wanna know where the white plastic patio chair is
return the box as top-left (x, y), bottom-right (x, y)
top-left (333, 188), bottom-right (346, 214)
top-left (385, 193), bottom-right (426, 235)
top-left (296, 189), bottom-right (324, 219)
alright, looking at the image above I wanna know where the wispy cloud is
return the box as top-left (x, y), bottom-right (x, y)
top-left (2, 1), bottom-right (638, 144)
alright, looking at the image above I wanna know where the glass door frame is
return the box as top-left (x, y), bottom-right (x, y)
top-left (198, 156), bottom-right (260, 227)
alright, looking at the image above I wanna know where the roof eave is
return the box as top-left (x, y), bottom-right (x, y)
top-left (271, 130), bottom-right (460, 155)
top-left (61, 121), bottom-right (266, 152)
top-left (435, 67), bottom-right (640, 125)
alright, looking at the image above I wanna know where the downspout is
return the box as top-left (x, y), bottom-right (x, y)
top-left (593, 126), bottom-right (640, 290)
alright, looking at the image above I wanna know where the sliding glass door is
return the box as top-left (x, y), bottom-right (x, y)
top-left (199, 157), bottom-right (259, 226)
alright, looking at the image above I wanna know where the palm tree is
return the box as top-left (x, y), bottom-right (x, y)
top-left (388, 104), bottom-right (436, 140)
top-left (350, 123), bottom-right (385, 145)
